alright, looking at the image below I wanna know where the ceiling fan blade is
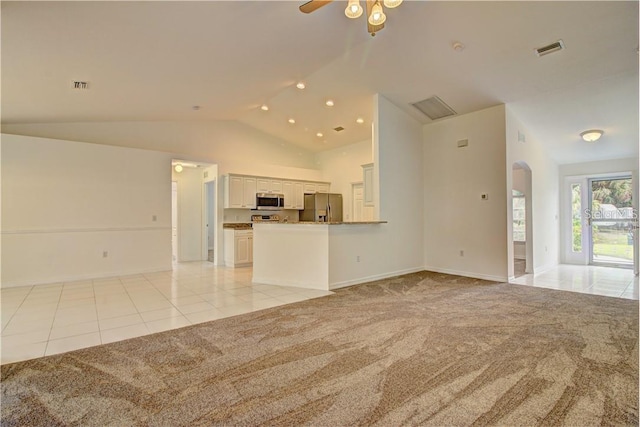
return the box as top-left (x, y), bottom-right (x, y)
top-left (299, 0), bottom-right (333, 14)
top-left (365, 0), bottom-right (385, 35)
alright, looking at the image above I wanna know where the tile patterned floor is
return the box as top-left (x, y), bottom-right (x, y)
top-left (510, 264), bottom-right (638, 300)
top-left (0, 263), bottom-right (332, 365)
top-left (2, 263), bottom-right (637, 365)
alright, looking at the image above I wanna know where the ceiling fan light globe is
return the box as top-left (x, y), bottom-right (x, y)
top-left (580, 129), bottom-right (603, 142)
top-left (368, 2), bottom-right (386, 25)
top-left (345, 0), bottom-right (363, 19)
top-left (383, 0), bottom-right (402, 8)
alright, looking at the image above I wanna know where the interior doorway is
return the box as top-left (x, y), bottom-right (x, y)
top-left (171, 181), bottom-right (178, 262)
top-left (589, 176), bottom-right (634, 268)
top-left (512, 162), bottom-right (533, 276)
top-left (205, 181), bottom-right (216, 263)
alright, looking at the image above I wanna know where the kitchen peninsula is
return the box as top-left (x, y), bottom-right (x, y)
top-left (252, 221), bottom-right (387, 291)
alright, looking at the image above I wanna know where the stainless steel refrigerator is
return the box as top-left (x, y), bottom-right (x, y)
top-left (300, 193), bottom-right (343, 222)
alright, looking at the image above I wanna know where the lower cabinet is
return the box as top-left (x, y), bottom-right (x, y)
top-left (224, 229), bottom-right (253, 267)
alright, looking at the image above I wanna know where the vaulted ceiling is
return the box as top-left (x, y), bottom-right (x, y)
top-left (2, 1), bottom-right (638, 164)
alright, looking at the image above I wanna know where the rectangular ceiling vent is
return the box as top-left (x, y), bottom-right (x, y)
top-left (535, 40), bottom-right (565, 57)
top-left (411, 96), bottom-right (456, 120)
top-left (72, 81), bottom-right (89, 90)
top-left (333, 126), bottom-right (345, 132)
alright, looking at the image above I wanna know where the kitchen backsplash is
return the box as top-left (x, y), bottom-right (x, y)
top-left (223, 209), bottom-right (299, 223)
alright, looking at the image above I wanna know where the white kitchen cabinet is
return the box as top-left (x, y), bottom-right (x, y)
top-left (303, 182), bottom-right (330, 194)
top-left (224, 175), bottom-right (256, 209)
top-left (317, 183), bottom-right (329, 193)
top-left (303, 183), bottom-right (316, 194)
top-left (362, 163), bottom-right (374, 207)
top-left (293, 182), bottom-right (304, 209)
top-left (257, 178), bottom-right (283, 194)
top-left (224, 229), bottom-right (253, 267)
top-left (282, 181), bottom-right (305, 209)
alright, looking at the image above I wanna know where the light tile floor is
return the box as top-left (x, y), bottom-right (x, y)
top-left (1, 263), bottom-right (332, 365)
top-left (510, 264), bottom-right (638, 300)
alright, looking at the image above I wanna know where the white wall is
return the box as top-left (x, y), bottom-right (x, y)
top-left (1, 134), bottom-right (173, 287)
top-left (506, 107), bottom-right (560, 276)
top-left (315, 139), bottom-right (373, 221)
top-left (4, 121), bottom-right (327, 269)
top-left (326, 94), bottom-right (424, 286)
top-left (423, 105), bottom-right (509, 281)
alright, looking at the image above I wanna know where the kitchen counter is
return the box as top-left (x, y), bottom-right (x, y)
top-left (223, 223), bottom-right (252, 230)
top-left (274, 221), bottom-right (387, 225)
top-left (252, 221), bottom-right (388, 290)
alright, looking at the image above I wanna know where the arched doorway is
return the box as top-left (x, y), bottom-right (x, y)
top-left (512, 162), bottom-right (533, 277)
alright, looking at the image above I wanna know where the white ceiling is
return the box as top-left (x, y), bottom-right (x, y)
top-left (2, 1), bottom-right (638, 164)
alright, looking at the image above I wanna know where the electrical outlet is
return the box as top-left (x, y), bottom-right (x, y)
top-left (459, 250), bottom-right (464, 257)
top-left (152, 215), bottom-right (157, 222)
top-left (103, 251), bottom-right (108, 258)
top-left (357, 255), bottom-right (361, 262)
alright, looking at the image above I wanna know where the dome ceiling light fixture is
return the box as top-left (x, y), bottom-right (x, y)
top-left (580, 129), bottom-right (604, 142)
top-left (300, 0), bottom-right (403, 37)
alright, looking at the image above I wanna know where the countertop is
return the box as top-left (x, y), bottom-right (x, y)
top-left (223, 223), bottom-right (253, 230)
top-left (252, 221), bottom-right (387, 225)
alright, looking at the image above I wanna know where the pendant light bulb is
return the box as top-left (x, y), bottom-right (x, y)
top-left (368, 1), bottom-right (386, 26)
top-left (345, 0), bottom-right (363, 18)
top-left (383, 0), bottom-right (402, 8)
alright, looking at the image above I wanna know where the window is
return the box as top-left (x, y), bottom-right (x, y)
top-left (571, 183), bottom-right (582, 252)
top-left (512, 190), bottom-right (526, 242)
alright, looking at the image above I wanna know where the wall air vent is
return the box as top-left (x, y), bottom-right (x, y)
top-left (333, 126), bottom-right (345, 132)
top-left (72, 81), bottom-right (89, 90)
top-left (412, 96), bottom-right (456, 120)
top-left (535, 40), bottom-right (565, 57)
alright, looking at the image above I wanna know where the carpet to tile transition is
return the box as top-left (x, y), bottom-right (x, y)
top-left (1, 272), bottom-right (638, 426)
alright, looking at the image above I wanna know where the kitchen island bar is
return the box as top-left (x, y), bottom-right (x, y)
top-left (252, 221), bottom-right (387, 290)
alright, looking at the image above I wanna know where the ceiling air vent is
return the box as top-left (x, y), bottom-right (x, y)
top-left (72, 81), bottom-right (89, 90)
top-left (333, 126), bottom-right (345, 132)
top-left (412, 96), bottom-right (456, 120)
top-left (535, 40), bottom-right (565, 57)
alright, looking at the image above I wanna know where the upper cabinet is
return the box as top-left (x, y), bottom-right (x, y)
top-left (257, 178), bottom-right (283, 194)
top-left (224, 175), bottom-right (256, 209)
top-left (225, 174), bottom-right (328, 210)
top-left (362, 163), bottom-right (374, 207)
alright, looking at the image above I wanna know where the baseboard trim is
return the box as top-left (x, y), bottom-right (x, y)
top-left (329, 267), bottom-right (425, 290)
top-left (533, 262), bottom-right (558, 275)
top-left (0, 264), bottom-right (173, 289)
top-left (423, 266), bottom-right (508, 283)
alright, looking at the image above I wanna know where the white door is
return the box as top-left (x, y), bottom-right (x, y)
top-left (202, 165), bottom-right (218, 264)
top-left (352, 183), bottom-right (364, 221)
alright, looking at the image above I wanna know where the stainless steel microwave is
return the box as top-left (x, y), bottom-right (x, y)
top-left (256, 193), bottom-right (284, 210)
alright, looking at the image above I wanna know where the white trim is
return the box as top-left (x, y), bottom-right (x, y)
top-left (0, 265), bottom-right (173, 289)
top-left (329, 267), bottom-right (424, 290)
top-left (423, 266), bottom-right (508, 283)
top-left (1, 226), bottom-right (170, 235)
top-left (532, 262), bottom-right (559, 275)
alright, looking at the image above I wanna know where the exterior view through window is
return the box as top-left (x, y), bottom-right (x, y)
top-left (590, 177), bottom-right (634, 266)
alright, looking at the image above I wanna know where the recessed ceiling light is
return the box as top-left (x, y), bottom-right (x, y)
top-left (288, 118), bottom-right (296, 124)
top-left (356, 117), bottom-right (364, 124)
top-left (316, 132), bottom-right (323, 138)
top-left (325, 100), bottom-right (335, 107)
top-left (174, 164), bottom-right (183, 173)
top-left (296, 82), bottom-right (306, 90)
top-left (260, 104), bottom-right (269, 111)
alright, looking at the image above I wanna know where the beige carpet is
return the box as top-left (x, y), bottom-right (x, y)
top-left (2, 272), bottom-right (638, 426)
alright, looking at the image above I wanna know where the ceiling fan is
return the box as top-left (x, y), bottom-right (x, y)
top-left (300, 0), bottom-right (403, 36)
